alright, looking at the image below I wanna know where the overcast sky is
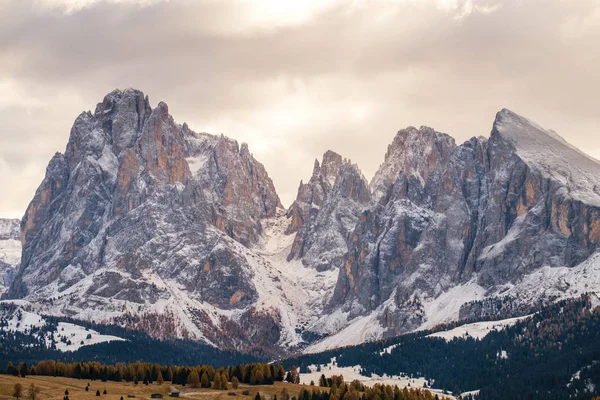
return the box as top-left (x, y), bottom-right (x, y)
top-left (1, 0), bottom-right (599, 218)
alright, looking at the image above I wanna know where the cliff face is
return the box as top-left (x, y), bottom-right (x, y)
top-left (287, 151), bottom-right (371, 272)
top-left (6, 91), bottom-right (600, 354)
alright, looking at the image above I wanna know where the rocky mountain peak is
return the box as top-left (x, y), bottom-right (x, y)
top-left (370, 125), bottom-right (456, 204)
top-left (490, 108), bottom-right (600, 208)
top-left (285, 150), bottom-right (346, 234)
top-left (7, 88), bottom-right (281, 304)
top-left (287, 153), bottom-right (369, 271)
top-left (5, 97), bottom-right (600, 357)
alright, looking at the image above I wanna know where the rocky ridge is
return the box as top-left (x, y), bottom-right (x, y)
top-left (4, 90), bottom-right (600, 355)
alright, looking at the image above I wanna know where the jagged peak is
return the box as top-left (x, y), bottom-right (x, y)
top-left (94, 87), bottom-right (150, 116)
top-left (311, 158), bottom-right (321, 178)
top-left (385, 125), bottom-right (456, 162)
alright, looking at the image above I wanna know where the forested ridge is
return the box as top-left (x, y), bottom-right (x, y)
top-left (282, 294), bottom-right (600, 399)
top-left (0, 304), bottom-right (257, 367)
top-left (3, 295), bottom-right (600, 399)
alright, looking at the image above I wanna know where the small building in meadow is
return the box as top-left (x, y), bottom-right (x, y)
top-left (150, 394), bottom-right (163, 399)
top-left (169, 390), bottom-right (180, 398)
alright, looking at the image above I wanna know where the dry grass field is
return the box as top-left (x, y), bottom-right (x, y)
top-left (0, 375), bottom-right (313, 400)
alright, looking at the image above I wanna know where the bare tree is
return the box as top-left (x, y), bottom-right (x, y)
top-left (12, 383), bottom-right (23, 400)
top-left (27, 384), bottom-right (40, 400)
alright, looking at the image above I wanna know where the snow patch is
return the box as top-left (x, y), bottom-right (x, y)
top-left (427, 315), bottom-right (530, 342)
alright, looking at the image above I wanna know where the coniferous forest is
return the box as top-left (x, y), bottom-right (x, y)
top-left (282, 294), bottom-right (600, 399)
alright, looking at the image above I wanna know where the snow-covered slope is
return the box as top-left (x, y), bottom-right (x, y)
top-left (427, 315), bottom-right (531, 342)
top-left (299, 358), bottom-right (453, 398)
top-left (0, 305), bottom-right (126, 352)
top-left (494, 109), bottom-right (600, 207)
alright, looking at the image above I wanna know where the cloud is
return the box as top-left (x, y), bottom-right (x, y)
top-left (0, 0), bottom-right (599, 214)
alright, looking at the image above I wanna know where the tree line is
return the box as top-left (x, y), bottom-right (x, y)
top-left (2, 360), bottom-right (287, 388)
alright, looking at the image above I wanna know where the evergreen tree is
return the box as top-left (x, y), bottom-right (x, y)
top-left (232, 376), bottom-right (240, 389)
top-left (319, 374), bottom-right (328, 387)
top-left (157, 370), bottom-right (164, 385)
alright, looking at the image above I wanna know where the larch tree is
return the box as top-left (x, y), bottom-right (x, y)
top-left (188, 369), bottom-right (201, 388)
top-left (27, 384), bottom-right (40, 400)
top-left (12, 383), bottom-right (23, 400)
top-left (201, 372), bottom-right (210, 388)
top-left (232, 376), bottom-right (240, 390)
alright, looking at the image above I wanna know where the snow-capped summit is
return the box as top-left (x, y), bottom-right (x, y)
top-left (492, 108), bottom-right (600, 207)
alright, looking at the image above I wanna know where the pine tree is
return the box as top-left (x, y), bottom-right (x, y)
top-left (254, 393), bottom-right (261, 400)
top-left (96, 390), bottom-right (101, 397)
top-left (232, 376), bottom-right (240, 390)
top-left (276, 365), bottom-right (286, 381)
top-left (157, 370), bottom-right (164, 385)
top-left (319, 374), bottom-right (328, 387)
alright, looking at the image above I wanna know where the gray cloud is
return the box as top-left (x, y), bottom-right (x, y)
top-left (1, 0), bottom-right (599, 216)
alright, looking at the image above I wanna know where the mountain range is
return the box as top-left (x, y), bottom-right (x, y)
top-left (2, 88), bottom-right (600, 356)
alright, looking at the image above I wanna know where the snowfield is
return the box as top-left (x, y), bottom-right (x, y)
top-left (427, 315), bottom-right (531, 342)
top-left (0, 305), bottom-right (126, 352)
top-left (298, 358), bottom-right (454, 399)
